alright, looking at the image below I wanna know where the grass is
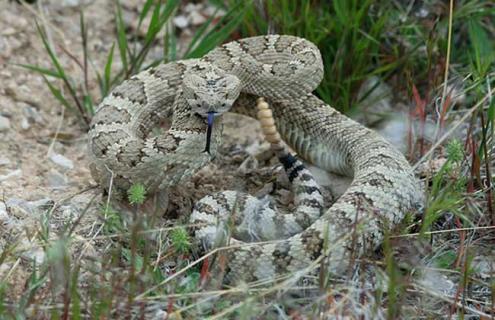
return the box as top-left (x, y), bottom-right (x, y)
top-left (3, 0), bottom-right (495, 318)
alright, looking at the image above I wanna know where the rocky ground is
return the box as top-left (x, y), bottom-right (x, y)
top-left (0, 0), bottom-right (341, 305)
top-left (0, 0), bottom-right (493, 318)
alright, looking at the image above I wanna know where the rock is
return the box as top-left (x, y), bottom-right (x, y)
top-left (0, 169), bottom-right (21, 182)
top-left (204, 5), bottom-right (226, 18)
top-left (0, 202), bottom-right (8, 219)
top-left (472, 255), bottom-right (495, 279)
top-left (20, 117), bottom-right (30, 130)
top-left (419, 269), bottom-right (455, 295)
top-left (0, 35), bottom-right (6, 52)
top-left (184, 3), bottom-right (202, 13)
top-left (0, 115), bottom-right (11, 131)
top-left (22, 104), bottom-right (44, 124)
top-left (30, 198), bottom-right (55, 212)
top-left (0, 156), bottom-right (10, 166)
top-left (377, 114), bottom-right (409, 153)
top-left (173, 15), bottom-right (189, 29)
top-left (189, 10), bottom-right (206, 26)
top-left (5, 197), bottom-right (54, 218)
top-left (2, 27), bottom-right (17, 36)
top-left (46, 168), bottom-right (68, 189)
top-left (59, 0), bottom-right (91, 7)
top-left (238, 155), bottom-right (258, 174)
top-left (49, 153), bottom-right (74, 170)
top-left (355, 76), bottom-right (392, 126)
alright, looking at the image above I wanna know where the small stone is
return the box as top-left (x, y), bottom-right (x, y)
top-left (203, 6), bottom-right (226, 18)
top-left (20, 117), bottom-right (30, 130)
top-left (46, 168), bottom-right (68, 189)
top-left (355, 76), bottom-right (392, 126)
top-left (61, 0), bottom-right (83, 6)
top-left (238, 155), bottom-right (258, 174)
top-left (0, 169), bottom-right (22, 182)
top-left (49, 153), bottom-right (74, 170)
top-left (5, 198), bottom-right (54, 217)
top-left (2, 28), bottom-right (17, 36)
top-left (0, 116), bottom-right (11, 131)
top-left (6, 198), bottom-right (33, 218)
top-left (173, 15), bottom-right (189, 29)
top-left (0, 36), bottom-right (6, 53)
top-left (22, 104), bottom-right (44, 124)
top-left (0, 157), bottom-right (11, 166)
top-left (0, 202), bottom-right (7, 219)
top-left (184, 3), bottom-right (202, 13)
top-left (189, 11), bottom-right (206, 26)
top-left (472, 255), bottom-right (495, 279)
top-left (30, 198), bottom-right (55, 212)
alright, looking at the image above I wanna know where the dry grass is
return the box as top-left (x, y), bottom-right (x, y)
top-left (1, 0), bottom-right (494, 319)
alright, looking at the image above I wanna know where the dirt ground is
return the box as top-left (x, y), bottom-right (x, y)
top-left (0, 1), bottom-right (492, 318)
top-left (0, 0), bottom-right (341, 301)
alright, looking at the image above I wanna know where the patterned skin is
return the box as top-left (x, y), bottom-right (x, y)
top-left (88, 35), bottom-right (423, 284)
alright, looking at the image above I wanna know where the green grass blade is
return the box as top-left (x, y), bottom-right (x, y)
top-left (35, 21), bottom-right (68, 81)
top-left (144, 0), bottom-right (162, 45)
top-left (186, 6), bottom-right (246, 59)
top-left (115, 0), bottom-right (129, 74)
top-left (159, 0), bottom-right (180, 24)
top-left (130, 0), bottom-right (180, 74)
top-left (15, 63), bottom-right (62, 79)
top-left (70, 265), bottom-right (81, 320)
top-left (183, 10), bottom-right (217, 57)
top-left (42, 76), bottom-right (74, 112)
top-left (468, 18), bottom-right (494, 77)
top-left (136, 0), bottom-right (154, 33)
top-left (103, 43), bottom-right (115, 95)
top-left (164, 25), bottom-right (177, 62)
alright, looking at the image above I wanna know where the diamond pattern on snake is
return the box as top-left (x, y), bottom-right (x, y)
top-left (88, 35), bottom-right (423, 284)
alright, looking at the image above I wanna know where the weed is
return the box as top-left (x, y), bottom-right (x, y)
top-left (127, 183), bottom-right (146, 206)
top-left (4, 0), bottom-right (495, 318)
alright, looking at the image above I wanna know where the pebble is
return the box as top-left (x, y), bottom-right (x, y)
top-left (173, 15), bottom-right (189, 29)
top-left (2, 27), bottom-right (17, 36)
top-left (0, 115), bottom-right (11, 131)
top-left (0, 156), bottom-right (10, 166)
top-left (22, 104), bottom-right (44, 124)
top-left (238, 155), bottom-right (258, 174)
top-left (20, 117), bottom-right (30, 130)
top-left (472, 255), bottom-right (495, 279)
top-left (46, 168), bottom-right (68, 189)
top-left (184, 3), bottom-right (203, 13)
top-left (204, 6), bottom-right (226, 18)
top-left (60, 0), bottom-right (90, 7)
top-left (0, 202), bottom-right (7, 219)
top-left (0, 35), bottom-right (5, 52)
top-left (355, 76), bottom-right (392, 126)
top-left (5, 197), bottom-right (53, 217)
top-left (0, 169), bottom-right (22, 182)
top-left (189, 11), bottom-right (206, 26)
top-left (49, 153), bottom-right (74, 170)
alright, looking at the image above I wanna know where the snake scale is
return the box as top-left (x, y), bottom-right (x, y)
top-left (88, 35), bottom-right (423, 284)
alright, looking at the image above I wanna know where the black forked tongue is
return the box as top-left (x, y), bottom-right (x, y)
top-left (203, 111), bottom-right (216, 154)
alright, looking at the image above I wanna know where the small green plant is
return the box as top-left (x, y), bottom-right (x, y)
top-left (127, 183), bottom-right (147, 205)
top-left (169, 227), bottom-right (191, 254)
top-left (446, 139), bottom-right (464, 164)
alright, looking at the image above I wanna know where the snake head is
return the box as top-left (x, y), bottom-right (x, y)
top-left (182, 69), bottom-right (242, 118)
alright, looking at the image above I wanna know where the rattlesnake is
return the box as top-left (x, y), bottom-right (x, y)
top-left (88, 35), bottom-right (423, 284)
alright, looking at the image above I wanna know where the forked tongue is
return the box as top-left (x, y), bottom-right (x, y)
top-left (203, 111), bottom-right (215, 154)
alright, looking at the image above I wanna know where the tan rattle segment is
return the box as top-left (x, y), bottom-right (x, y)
top-left (256, 97), bottom-right (286, 156)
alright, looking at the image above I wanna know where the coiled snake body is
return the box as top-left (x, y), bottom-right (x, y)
top-left (88, 35), bottom-right (423, 283)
